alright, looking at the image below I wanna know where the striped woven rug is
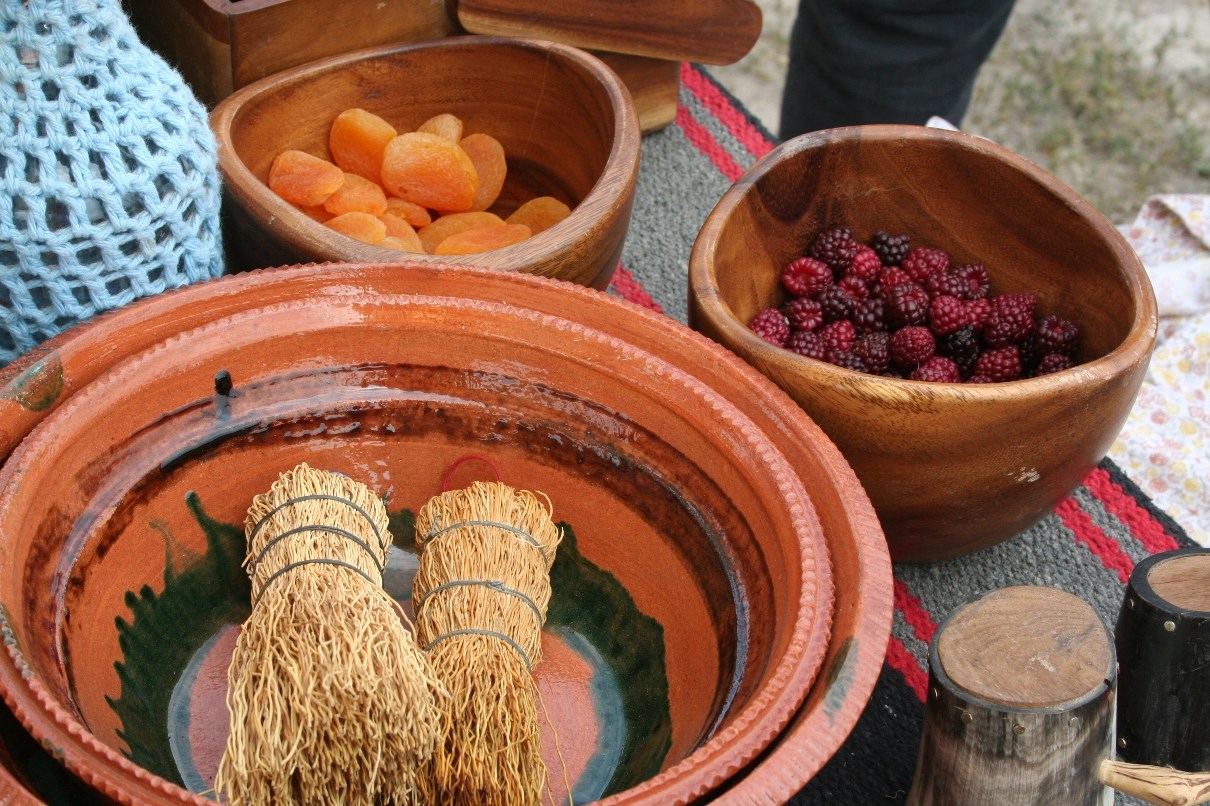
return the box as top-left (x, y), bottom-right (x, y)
top-left (612, 63), bottom-right (1196, 804)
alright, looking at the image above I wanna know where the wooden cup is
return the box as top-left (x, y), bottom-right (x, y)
top-left (1116, 548), bottom-right (1210, 771)
top-left (909, 586), bottom-right (1210, 806)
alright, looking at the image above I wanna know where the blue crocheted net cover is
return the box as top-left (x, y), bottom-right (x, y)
top-left (0, 0), bottom-right (224, 366)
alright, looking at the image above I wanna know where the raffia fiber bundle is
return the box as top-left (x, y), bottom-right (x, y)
top-left (215, 463), bottom-right (447, 806)
top-left (413, 480), bottom-right (563, 805)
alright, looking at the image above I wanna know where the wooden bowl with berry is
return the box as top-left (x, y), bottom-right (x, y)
top-left (688, 125), bottom-right (1158, 562)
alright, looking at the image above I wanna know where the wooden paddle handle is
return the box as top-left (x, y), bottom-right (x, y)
top-left (1100, 759), bottom-right (1210, 805)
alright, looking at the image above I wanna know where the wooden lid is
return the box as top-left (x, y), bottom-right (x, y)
top-left (1147, 553), bottom-right (1210, 612)
top-left (936, 586), bottom-right (1113, 708)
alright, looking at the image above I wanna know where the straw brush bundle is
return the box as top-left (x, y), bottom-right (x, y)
top-left (215, 463), bottom-right (447, 806)
top-left (413, 480), bottom-right (563, 805)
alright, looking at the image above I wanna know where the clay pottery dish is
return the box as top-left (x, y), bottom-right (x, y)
top-left (689, 125), bottom-right (1158, 563)
top-left (0, 262), bottom-right (865, 804)
top-left (210, 36), bottom-right (641, 289)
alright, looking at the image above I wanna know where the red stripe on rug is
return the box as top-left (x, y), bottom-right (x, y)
top-left (893, 580), bottom-right (938, 647)
top-left (1054, 497), bottom-right (1134, 583)
top-left (1083, 466), bottom-right (1180, 555)
top-left (885, 636), bottom-right (928, 701)
top-left (608, 264), bottom-right (664, 313)
top-left (679, 63), bottom-right (774, 160)
top-left (675, 105), bottom-right (745, 183)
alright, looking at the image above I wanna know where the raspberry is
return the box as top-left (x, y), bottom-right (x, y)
top-left (902, 247), bottom-right (950, 284)
top-left (819, 283), bottom-right (856, 323)
top-left (910, 356), bottom-right (961, 383)
top-left (786, 330), bottom-right (830, 360)
top-left (982, 293), bottom-right (1037, 347)
top-left (871, 230), bottom-right (910, 266)
top-left (874, 267), bottom-right (913, 299)
top-left (1035, 314), bottom-right (1081, 355)
top-left (1034, 352), bottom-right (1075, 376)
top-left (938, 325), bottom-right (980, 378)
top-left (809, 227), bottom-right (860, 275)
top-left (818, 319), bottom-right (857, 354)
top-left (781, 297), bottom-right (823, 333)
top-left (925, 270), bottom-right (968, 300)
top-left (781, 256), bottom-right (833, 299)
top-left (829, 350), bottom-right (867, 372)
top-left (966, 374), bottom-right (996, 384)
top-left (927, 295), bottom-right (969, 336)
top-left (973, 346), bottom-right (1022, 382)
top-left (837, 274), bottom-right (870, 301)
top-left (850, 296), bottom-right (887, 334)
top-left (854, 332), bottom-right (891, 374)
top-left (748, 307), bottom-right (790, 346)
top-left (889, 325), bottom-right (936, 370)
top-left (885, 283), bottom-right (930, 329)
top-left (951, 263), bottom-right (991, 300)
top-left (846, 246), bottom-right (883, 282)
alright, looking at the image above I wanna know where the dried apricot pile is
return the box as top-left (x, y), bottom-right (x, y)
top-left (266, 108), bottom-right (572, 255)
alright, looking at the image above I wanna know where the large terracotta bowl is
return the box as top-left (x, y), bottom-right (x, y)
top-left (689, 125), bottom-right (1158, 562)
top-left (210, 36), bottom-right (641, 289)
top-left (0, 263), bottom-right (880, 804)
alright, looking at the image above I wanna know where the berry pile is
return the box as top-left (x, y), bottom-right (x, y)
top-left (747, 227), bottom-right (1082, 383)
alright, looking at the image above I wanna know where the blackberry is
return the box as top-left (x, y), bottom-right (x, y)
top-left (837, 274), bottom-right (870, 301)
top-left (854, 331), bottom-right (891, 374)
top-left (819, 283), bottom-right (855, 323)
top-left (871, 230), bottom-right (910, 266)
top-left (829, 350), bottom-right (867, 372)
top-left (874, 266), bottom-right (913, 299)
top-left (781, 297), bottom-right (824, 333)
top-left (1035, 314), bottom-right (1081, 355)
top-left (748, 307), bottom-right (790, 346)
top-left (818, 319), bottom-right (857, 354)
top-left (786, 330), bottom-right (830, 361)
top-left (973, 345), bottom-right (1022, 382)
top-left (781, 256), bottom-right (833, 299)
top-left (889, 325), bottom-right (936, 370)
top-left (850, 296), bottom-right (887, 334)
top-left (927, 295), bottom-right (969, 336)
top-left (981, 293), bottom-right (1037, 347)
top-left (938, 325), bottom-right (980, 378)
top-left (885, 283), bottom-right (930, 329)
top-left (951, 263), bottom-right (991, 300)
top-left (846, 246), bottom-right (883, 282)
top-left (809, 227), bottom-right (860, 275)
top-left (902, 247), bottom-right (950, 283)
top-left (1034, 352), bottom-right (1075, 376)
top-left (910, 356), bottom-right (961, 383)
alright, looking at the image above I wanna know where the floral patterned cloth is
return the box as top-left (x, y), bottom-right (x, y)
top-left (1110, 194), bottom-right (1210, 544)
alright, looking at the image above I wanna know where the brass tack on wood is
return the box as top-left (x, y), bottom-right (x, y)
top-left (1069, 716), bottom-right (1080, 728)
top-left (1126, 597), bottom-right (1134, 609)
top-left (961, 711), bottom-right (974, 723)
top-left (1012, 724), bottom-right (1025, 735)
top-left (1119, 737), bottom-right (1128, 749)
top-left (1164, 620), bottom-right (1177, 632)
top-left (931, 687), bottom-right (939, 700)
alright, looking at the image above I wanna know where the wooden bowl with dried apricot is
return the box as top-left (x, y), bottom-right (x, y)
top-left (211, 36), bottom-right (641, 289)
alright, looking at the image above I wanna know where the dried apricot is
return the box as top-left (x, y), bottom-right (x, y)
top-left (460, 133), bottom-right (507, 213)
top-left (417, 211), bottom-right (503, 254)
top-left (506, 196), bottom-right (571, 234)
top-left (381, 132), bottom-right (479, 214)
top-left (323, 172), bottom-right (388, 217)
top-left (418, 113), bottom-right (463, 143)
top-left (329, 108), bottom-right (397, 186)
top-left (299, 205), bottom-right (331, 223)
top-left (378, 230), bottom-right (424, 253)
top-left (434, 223), bottom-right (531, 255)
top-left (326, 211), bottom-right (387, 244)
top-left (268, 150), bottom-right (344, 208)
top-left (379, 210), bottom-right (419, 239)
top-left (384, 197), bottom-right (432, 228)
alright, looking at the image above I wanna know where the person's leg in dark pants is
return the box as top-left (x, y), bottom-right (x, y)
top-left (778, 0), bottom-right (1016, 140)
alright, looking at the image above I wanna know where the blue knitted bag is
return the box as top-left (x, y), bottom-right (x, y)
top-left (0, 0), bottom-right (224, 366)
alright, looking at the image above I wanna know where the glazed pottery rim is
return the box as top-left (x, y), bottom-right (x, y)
top-left (689, 123), bottom-right (1159, 401)
top-left (0, 261), bottom-right (839, 804)
top-left (209, 35), bottom-right (642, 267)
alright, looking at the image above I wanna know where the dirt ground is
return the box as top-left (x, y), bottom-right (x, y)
top-left (709, 0), bottom-right (1210, 225)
